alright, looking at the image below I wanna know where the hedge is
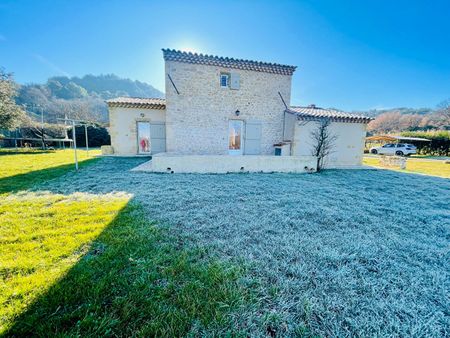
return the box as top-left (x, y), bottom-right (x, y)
top-left (400, 131), bottom-right (450, 156)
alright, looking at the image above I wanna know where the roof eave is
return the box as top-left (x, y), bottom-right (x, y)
top-left (286, 108), bottom-right (373, 124)
top-left (162, 48), bottom-right (297, 76)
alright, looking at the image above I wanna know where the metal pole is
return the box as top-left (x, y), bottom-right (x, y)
top-left (40, 107), bottom-right (45, 149)
top-left (72, 120), bottom-right (78, 170)
top-left (14, 128), bottom-right (18, 150)
top-left (63, 114), bottom-right (68, 150)
top-left (84, 124), bottom-right (89, 156)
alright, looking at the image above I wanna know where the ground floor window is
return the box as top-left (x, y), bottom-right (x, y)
top-left (137, 122), bottom-right (151, 154)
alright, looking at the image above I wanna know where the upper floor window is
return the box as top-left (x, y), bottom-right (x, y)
top-left (220, 73), bottom-right (229, 88)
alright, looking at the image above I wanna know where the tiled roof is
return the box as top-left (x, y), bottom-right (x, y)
top-left (162, 49), bottom-right (297, 76)
top-left (288, 105), bottom-right (373, 123)
top-left (106, 97), bottom-right (166, 109)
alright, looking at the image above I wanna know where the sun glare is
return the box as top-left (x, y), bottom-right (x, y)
top-left (179, 46), bottom-right (199, 53)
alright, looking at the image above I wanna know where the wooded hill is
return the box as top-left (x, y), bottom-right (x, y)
top-left (16, 74), bottom-right (164, 124)
top-left (365, 104), bottom-right (449, 134)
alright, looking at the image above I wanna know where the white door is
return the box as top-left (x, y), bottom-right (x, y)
top-left (228, 120), bottom-right (243, 155)
top-left (137, 122), bottom-right (151, 154)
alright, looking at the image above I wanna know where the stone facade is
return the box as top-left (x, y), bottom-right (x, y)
top-left (109, 107), bottom-right (165, 155)
top-left (164, 61), bottom-right (292, 155)
top-left (107, 50), bottom-right (371, 168)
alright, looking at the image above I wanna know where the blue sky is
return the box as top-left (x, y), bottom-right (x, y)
top-left (0, 0), bottom-right (449, 111)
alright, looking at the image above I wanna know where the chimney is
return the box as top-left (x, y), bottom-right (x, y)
top-left (308, 104), bottom-right (316, 109)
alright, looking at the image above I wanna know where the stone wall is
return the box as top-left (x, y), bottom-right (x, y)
top-left (109, 107), bottom-right (165, 155)
top-left (150, 153), bottom-right (317, 173)
top-left (164, 61), bottom-right (292, 155)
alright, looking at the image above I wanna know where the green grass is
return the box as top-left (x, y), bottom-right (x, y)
top-left (0, 192), bottom-right (131, 334)
top-left (363, 156), bottom-right (450, 178)
top-left (0, 150), bottom-right (249, 336)
top-left (0, 149), bottom-right (100, 194)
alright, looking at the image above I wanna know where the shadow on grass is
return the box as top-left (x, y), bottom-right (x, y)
top-left (0, 158), bottom-right (99, 194)
top-left (5, 201), bottom-right (248, 337)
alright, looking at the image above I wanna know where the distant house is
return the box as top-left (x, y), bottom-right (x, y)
top-left (106, 49), bottom-right (372, 173)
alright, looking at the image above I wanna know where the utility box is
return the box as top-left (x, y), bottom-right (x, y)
top-left (273, 142), bottom-right (291, 156)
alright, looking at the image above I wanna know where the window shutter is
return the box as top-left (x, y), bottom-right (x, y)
top-left (150, 122), bottom-right (166, 154)
top-left (244, 121), bottom-right (262, 155)
top-left (230, 73), bottom-right (240, 90)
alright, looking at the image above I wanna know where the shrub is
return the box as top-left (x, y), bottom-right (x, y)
top-left (400, 130), bottom-right (450, 156)
top-left (68, 125), bottom-right (110, 147)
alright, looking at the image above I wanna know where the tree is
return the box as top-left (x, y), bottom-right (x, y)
top-left (0, 68), bottom-right (26, 129)
top-left (367, 112), bottom-right (402, 133)
top-left (310, 118), bottom-right (337, 171)
top-left (436, 99), bottom-right (450, 127)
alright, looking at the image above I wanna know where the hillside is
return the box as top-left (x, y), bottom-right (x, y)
top-left (363, 104), bottom-right (449, 134)
top-left (362, 107), bottom-right (434, 118)
top-left (16, 74), bottom-right (164, 124)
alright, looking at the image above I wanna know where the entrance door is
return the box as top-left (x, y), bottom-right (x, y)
top-left (228, 120), bottom-right (243, 155)
top-left (137, 122), bottom-right (151, 154)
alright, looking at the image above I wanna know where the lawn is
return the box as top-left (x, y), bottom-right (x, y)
top-left (1, 151), bottom-right (449, 336)
top-left (0, 150), bottom-right (249, 336)
top-left (363, 156), bottom-right (450, 178)
top-left (0, 148), bottom-right (100, 194)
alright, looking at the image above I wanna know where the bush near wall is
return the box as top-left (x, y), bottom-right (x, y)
top-left (400, 130), bottom-right (450, 156)
top-left (68, 125), bottom-right (110, 148)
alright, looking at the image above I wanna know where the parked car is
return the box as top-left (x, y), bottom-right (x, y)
top-left (370, 143), bottom-right (417, 156)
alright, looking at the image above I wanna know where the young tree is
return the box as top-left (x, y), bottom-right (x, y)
top-left (310, 118), bottom-right (337, 171)
top-left (0, 68), bottom-right (26, 129)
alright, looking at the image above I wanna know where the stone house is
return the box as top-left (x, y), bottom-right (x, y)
top-left (106, 49), bottom-right (372, 173)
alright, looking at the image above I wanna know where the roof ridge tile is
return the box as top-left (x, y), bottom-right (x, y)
top-left (162, 48), bottom-right (296, 75)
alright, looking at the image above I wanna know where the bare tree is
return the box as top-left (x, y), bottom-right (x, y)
top-left (437, 99), bottom-right (450, 125)
top-left (310, 118), bottom-right (337, 171)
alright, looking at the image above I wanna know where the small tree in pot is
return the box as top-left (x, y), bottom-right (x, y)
top-left (310, 118), bottom-right (337, 171)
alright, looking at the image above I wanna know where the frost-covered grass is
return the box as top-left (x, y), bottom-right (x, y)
top-left (1, 152), bottom-right (250, 336)
top-left (363, 156), bottom-right (450, 178)
top-left (3, 199), bottom-right (249, 337)
top-left (1, 152), bottom-right (449, 336)
top-left (37, 157), bottom-right (449, 337)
